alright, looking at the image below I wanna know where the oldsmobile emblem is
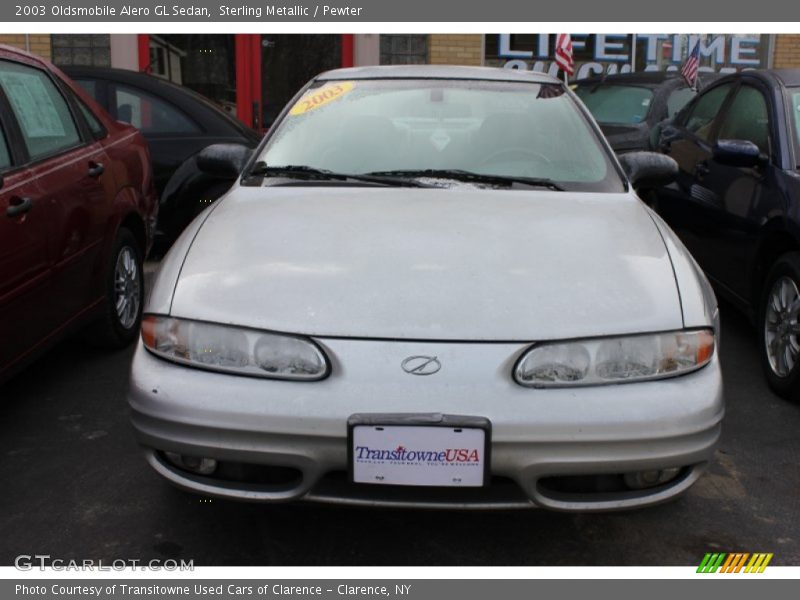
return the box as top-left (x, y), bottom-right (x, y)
top-left (401, 355), bottom-right (441, 376)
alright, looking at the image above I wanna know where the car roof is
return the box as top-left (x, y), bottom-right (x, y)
top-left (316, 64), bottom-right (561, 84)
top-left (702, 68), bottom-right (800, 89)
top-left (61, 65), bottom-right (260, 141)
top-left (768, 69), bottom-right (800, 87)
top-left (0, 44), bottom-right (54, 71)
top-left (62, 65), bottom-right (214, 98)
top-left (575, 70), bottom-right (720, 87)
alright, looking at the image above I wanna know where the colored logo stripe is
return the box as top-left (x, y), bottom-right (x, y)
top-left (721, 553), bottom-right (748, 573)
top-left (745, 553), bottom-right (774, 573)
top-left (697, 552), bottom-right (773, 573)
top-left (697, 553), bottom-right (726, 573)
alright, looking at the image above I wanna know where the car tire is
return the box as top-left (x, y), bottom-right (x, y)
top-left (83, 227), bottom-right (144, 349)
top-left (759, 252), bottom-right (800, 401)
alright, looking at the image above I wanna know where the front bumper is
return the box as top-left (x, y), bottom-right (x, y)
top-left (128, 336), bottom-right (724, 511)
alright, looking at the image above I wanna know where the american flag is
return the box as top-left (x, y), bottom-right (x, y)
top-left (681, 40), bottom-right (701, 88)
top-left (555, 34), bottom-right (575, 77)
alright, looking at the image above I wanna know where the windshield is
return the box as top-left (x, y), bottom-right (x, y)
top-left (256, 78), bottom-right (624, 192)
top-left (791, 88), bottom-right (800, 168)
top-left (574, 84), bottom-right (654, 126)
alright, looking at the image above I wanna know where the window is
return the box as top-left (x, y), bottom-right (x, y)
top-left (666, 88), bottom-right (697, 118)
top-left (62, 84), bottom-right (105, 140)
top-left (114, 85), bottom-right (200, 134)
top-left (574, 84), bottom-right (654, 124)
top-left (0, 60), bottom-right (81, 160)
top-left (51, 34), bottom-right (111, 67)
top-left (683, 83), bottom-right (733, 141)
top-left (0, 124), bottom-right (11, 171)
top-left (790, 89), bottom-right (800, 168)
top-left (717, 85), bottom-right (771, 154)
top-left (74, 78), bottom-right (98, 100)
top-left (380, 35), bottom-right (428, 65)
top-left (76, 98), bottom-right (106, 140)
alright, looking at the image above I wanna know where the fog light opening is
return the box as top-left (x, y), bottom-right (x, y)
top-left (165, 452), bottom-right (218, 476)
top-left (623, 467), bottom-right (681, 490)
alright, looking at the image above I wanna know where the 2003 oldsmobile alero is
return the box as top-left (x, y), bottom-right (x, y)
top-left (128, 66), bottom-right (723, 511)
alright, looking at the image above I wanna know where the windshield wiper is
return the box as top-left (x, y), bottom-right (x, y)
top-left (246, 163), bottom-right (434, 187)
top-left (365, 169), bottom-right (565, 191)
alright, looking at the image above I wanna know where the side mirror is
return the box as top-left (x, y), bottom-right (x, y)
top-left (618, 151), bottom-right (679, 190)
top-left (196, 143), bottom-right (253, 179)
top-left (653, 121), bottom-right (682, 152)
top-left (713, 139), bottom-right (766, 168)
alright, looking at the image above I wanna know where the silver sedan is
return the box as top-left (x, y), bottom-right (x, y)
top-left (128, 66), bottom-right (723, 511)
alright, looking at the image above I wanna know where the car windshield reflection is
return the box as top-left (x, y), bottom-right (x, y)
top-left (256, 78), bottom-right (624, 192)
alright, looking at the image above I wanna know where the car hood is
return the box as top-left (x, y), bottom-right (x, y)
top-left (169, 186), bottom-right (682, 341)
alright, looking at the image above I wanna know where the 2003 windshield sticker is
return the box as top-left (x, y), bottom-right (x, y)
top-left (289, 82), bottom-right (355, 116)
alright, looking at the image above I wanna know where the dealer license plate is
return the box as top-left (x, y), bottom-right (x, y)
top-left (350, 424), bottom-right (487, 487)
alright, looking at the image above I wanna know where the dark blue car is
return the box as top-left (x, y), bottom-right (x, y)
top-left (654, 69), bottom-right (800, 400)
top-left (574, 71), bottom-right (718, 154)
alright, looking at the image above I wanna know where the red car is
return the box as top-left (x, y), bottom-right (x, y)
top-left (0, 45), bottom-right (157, 382)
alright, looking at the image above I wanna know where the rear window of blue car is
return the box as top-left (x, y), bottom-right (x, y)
top-left (666, 88), bottom-right (697, 118)
top-left (574, 84), bottom-right (654, 125)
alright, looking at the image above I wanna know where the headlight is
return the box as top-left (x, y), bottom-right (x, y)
top-left (141, 315), bottom-right (329, 381)
top-left (514, 329), bottom-right (714, 388)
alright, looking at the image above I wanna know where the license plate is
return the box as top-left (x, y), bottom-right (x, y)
top-left (349, 417), bottom-right (489, 487)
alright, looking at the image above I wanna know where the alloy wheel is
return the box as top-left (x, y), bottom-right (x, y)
top-left (114, 246), bottom-right (140, 330)
top-left (764, 275), bottom-right (800, 377)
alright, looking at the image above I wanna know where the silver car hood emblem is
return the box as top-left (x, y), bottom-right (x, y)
top-left (401, 355), bottom-right (441, 376)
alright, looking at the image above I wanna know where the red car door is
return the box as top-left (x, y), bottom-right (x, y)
top-left (0, 57), bottom-right (110, 375)
top-left (0, 121), bottom-right (53, 374)
top-left (25, 106), bottom-right (113, 323)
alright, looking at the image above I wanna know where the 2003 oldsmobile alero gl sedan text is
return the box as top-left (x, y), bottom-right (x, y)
top-left (128, 66), bottom-right (723, 511)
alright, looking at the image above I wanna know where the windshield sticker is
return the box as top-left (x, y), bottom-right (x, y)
top-left (289, 81), bottom-right (355, 116)
top-left (430, 129), bottom-right (451, 152)
top-left (0, 71), bottom-right (66, 138)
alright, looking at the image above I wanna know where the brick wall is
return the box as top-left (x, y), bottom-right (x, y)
top-left (428, 34), bottom-right (483, 66)
top-left (0, 34), bottom-right (52, 60)
top-left (773, 34), bottom-right (800, 68)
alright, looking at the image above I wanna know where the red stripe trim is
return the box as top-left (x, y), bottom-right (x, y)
top-left (235, 34), bottom-right (262, 129)
top-left (137, 34), bottom-right (150, 72)
top-left (341, 34), bottom-right (354, 68)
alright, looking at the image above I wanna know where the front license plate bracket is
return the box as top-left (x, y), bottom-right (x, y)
top-left (347, 413), bottom-right (491, 488)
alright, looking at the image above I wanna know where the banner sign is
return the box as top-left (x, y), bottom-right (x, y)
top-left (485, 34), bottom-right (772, 79)
top-left (3, 579), bottom-right (798, 600)
top-left (2, 1), bottom-right (800, 22)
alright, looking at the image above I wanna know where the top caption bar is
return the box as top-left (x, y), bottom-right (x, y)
top-left (4, 0), bottom-right (800, 22)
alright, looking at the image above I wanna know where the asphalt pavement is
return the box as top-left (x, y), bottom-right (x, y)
top-left (1, 283), bottom-right (798, 566)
